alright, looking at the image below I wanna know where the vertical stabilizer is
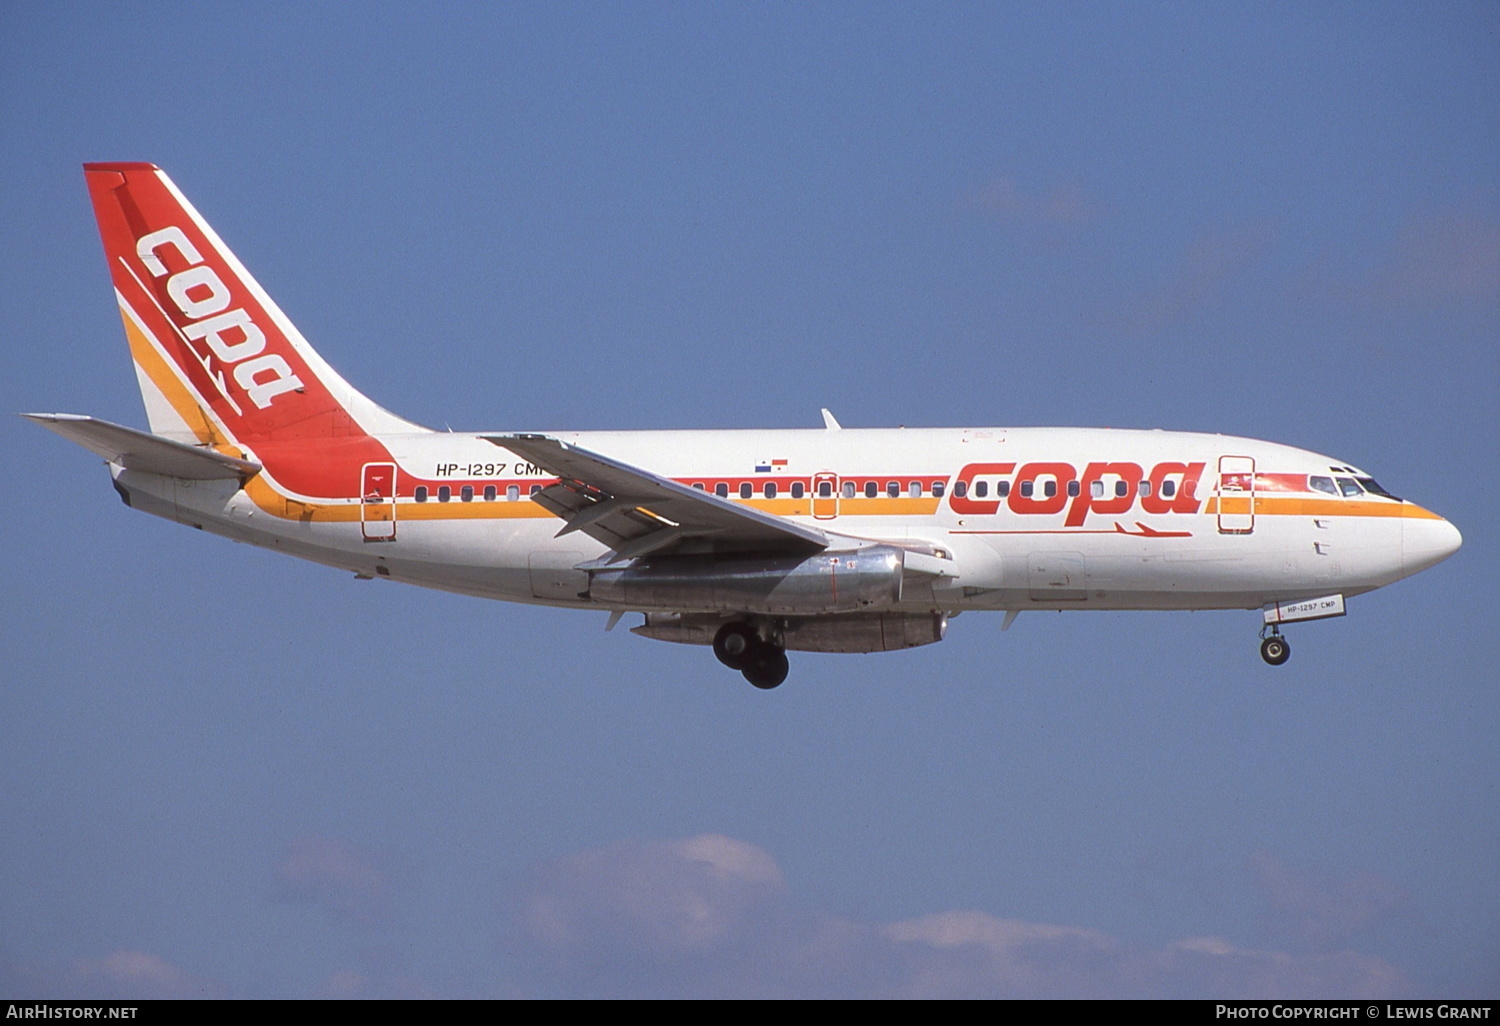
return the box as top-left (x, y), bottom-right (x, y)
top-left (84, 163), bottom-right (427, 445)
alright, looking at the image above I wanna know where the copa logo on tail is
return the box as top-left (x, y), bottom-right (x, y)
top-left (135, 225), bottom-right (304, 411)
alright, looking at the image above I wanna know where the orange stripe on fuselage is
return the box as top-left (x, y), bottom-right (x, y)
top-left (1206, 495), bottom-right (1442, 520)
top-left (118, 326), bottom-right (1445, 529)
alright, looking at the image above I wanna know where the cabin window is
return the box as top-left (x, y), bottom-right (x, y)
top-left (843, 481), bottom-right (856, 498)
top-left (1161, 480), bottom-right (1176, 498)
top-left (818, 481), bottom-right (832, 498)
top-left (909, 481), bottom-right (921, 498)
top-left (716, 483), bottom-right (729, 498)
top-left (1020, 481), bottom-right (1033, 498)
top-left (1067, 480), bottom-right (1080, 497)
top-left (1139, 480), bottom-right (1151, 497)
top-left (887, 481), bottom-right (900, 497)
top-left (864, 481), bottom-right (877, 498)
top-left (483, 485), bottom-right (497, 501)
top-left (1116, 480), bottom-right (1129, 498)
top-left (506, 485), bottom-right (519, 501)
top-left (764, 482), bottom-right (777, 498)
top-left (791, 482), bottom-right (805, 499)
top-left (529, 484), bottom-right (541, 497)
top-left (438, 486), bottom-right (451, 502)
top-left (1091, 480), bottom-right (1105, 498)
top-left (974, 481), bottom-right (988, 498)
top-left (953, 481), bottom-right (967, 498)
top-left (997, 481), bottom-right (1010, 497)
top-left (932, 481), bottom-right (945, 498)
top-left (461, 485), bottom-right (474, 502)
top-left (1044, 480), bottom-right (1057, 498)
top-left (692, 482), bottom-right (704, 490)
top-left (739, 483), bottom-right (752, 499)
top-left (1336, 477), bottom-right (1364, 497)
top-left (414, 486), bottom-right (428, 502)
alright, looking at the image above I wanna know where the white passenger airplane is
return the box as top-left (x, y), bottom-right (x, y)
top-left (28, 164), bottom-right (1462, 688)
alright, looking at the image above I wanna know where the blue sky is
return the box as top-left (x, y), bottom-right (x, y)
top-left (2, 2), bottom-right (1496, 998)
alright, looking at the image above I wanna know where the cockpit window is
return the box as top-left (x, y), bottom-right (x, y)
top-left (1335, 477), bottom-right (1364, 498)
top-left (1308, 475), bottom-right (1338, 496)
top-left (1356, 477), bottom-right (1400, 501)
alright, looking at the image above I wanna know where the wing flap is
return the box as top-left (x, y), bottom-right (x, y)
top-left (24, 413), bottom-right (261, 480)
top-left (486, 433), bottom-right (828, 559)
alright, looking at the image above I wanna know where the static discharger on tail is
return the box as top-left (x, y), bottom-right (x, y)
top-left (27, 164), bottom-right (1462, 689)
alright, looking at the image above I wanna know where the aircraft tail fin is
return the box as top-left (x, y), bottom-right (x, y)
top-left (83, 163), bottom-right (427, 446)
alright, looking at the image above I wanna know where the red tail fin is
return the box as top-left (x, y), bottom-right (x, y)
top-left (85, 163), bottom-right (425, 445)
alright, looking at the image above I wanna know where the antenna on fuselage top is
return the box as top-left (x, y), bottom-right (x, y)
top-left (821, 408), bottom-right (842, 430)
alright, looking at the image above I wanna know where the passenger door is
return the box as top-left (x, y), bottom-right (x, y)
top-left (1216, 455), bottom-right (1255, 534)
top-left (360, 462), bottom-right (397, 541)
top-left (812, 472), bottom-right (839, 520)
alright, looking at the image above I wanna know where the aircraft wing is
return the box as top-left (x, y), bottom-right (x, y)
top-left (24, 413), bottom-right (262, 481)
top-left (485, 433), bottom-right (829, 561)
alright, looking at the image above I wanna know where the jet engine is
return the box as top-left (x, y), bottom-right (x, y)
top-left (633, 610), bottom-right (948, 654)
top-left (590, 546), bottom-right (905, 615)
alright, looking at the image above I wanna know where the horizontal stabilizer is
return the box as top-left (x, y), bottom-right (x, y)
top-left (23, 413), bottom-right (261, 480)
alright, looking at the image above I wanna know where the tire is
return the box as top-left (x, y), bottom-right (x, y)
top-left (713, 621), bottom-right (757, 670)
top-left (742, 647), bottom-right (789, 689)
top-left (1260, 636), bottom-right (1291, 666)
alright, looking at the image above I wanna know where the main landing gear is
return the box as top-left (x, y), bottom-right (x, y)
top-left (713, 621), bottom-right (789, 689)
top-left (1258, 625), bottom-right (1291, 666)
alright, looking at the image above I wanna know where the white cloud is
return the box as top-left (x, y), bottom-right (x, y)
top-left (519, 834), bottom-right (785, 961)
top-left (1249, 849), bottom-right (1410, 951)
top-left (509, 834), bottom-right (1412, 998)
top-left (965, 176), bottom-right (1095, 226)
top-left (272, 835), bottom-right (392, 928)
top-left (1113, 222), bottom-right (1276, 335)
top-left (0, 950), bottom-right (228, 1000)
top-left (1293, 207), bottom-right (1500, 316)
top-left (1357, 211), bottom-right (1499, 307)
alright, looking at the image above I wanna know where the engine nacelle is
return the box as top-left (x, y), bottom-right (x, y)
top-left (633, 611), bottom-right (948, 654)
top-left (591, 546), bottom-right (905, 615)
top-left (780, 612), bottom-right (947, 653)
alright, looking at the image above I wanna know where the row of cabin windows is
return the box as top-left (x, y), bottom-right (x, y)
top-left (412, 483), bottom-right (544, 503)
top-left (381, 472), bottom-right (1393, 510)
top-left (697, 480), bottom-right (944, 500)
top-left (406, 476), bottom-right (1185, 505)
top-left (404, 474), bottom-right (1382, 507)
top-left (684, 478), bottom-right (1186, 501)
top-left (950, 478), bottom-right (1178, 499)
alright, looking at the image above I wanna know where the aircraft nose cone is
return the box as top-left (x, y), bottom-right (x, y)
top-left (1404, 514), bottom-right (1462, 576)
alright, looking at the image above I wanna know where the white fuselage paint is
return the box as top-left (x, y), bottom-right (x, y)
top-left (113, 425), bottom-right (1459, 615)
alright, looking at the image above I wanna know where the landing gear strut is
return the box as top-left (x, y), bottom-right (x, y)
top-left (713, 621), bottom-right (790, 689)
top-left (1259, 625), bottom-right (1291, 666)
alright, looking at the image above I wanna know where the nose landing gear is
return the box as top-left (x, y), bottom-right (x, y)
top-left (713, 620), bottom-right (790, 689)
top-left (1259, 625), bottom-right (1291, 666)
